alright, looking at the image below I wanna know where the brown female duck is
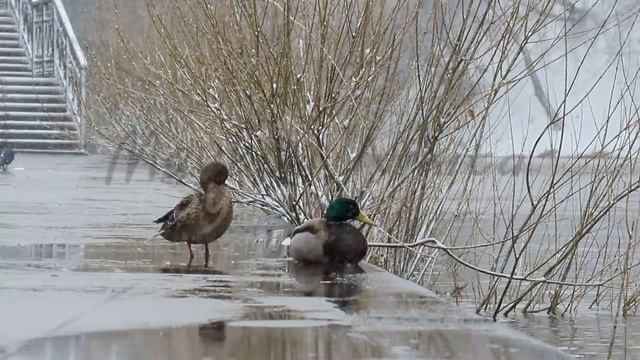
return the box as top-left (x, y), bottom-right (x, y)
top-left (153, 162), bottom-right (233, 267)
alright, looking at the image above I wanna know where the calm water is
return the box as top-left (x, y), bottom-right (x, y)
top-left (449, 293), bottom-right (640, 359)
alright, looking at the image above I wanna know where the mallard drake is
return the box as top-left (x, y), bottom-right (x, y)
top-left (285, 198), bottom-right (374, 264)
top-left (153, 162), bottom-right (233, 267)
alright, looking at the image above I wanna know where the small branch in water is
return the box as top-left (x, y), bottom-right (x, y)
top-left (367, 238), bottom-right (437, 248)
top-left (371, 226), bottom-right (612, 288)
top-left (368, 233), bottom-right (523, 250)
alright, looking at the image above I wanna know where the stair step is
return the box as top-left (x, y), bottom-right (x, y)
top-left (0, 17), bottom-right (15, 25)
top-left (0, 63), bottom-right (30, 71)
top-left (14, 148), bottom-right (86, 154)
top-left (0, 55), bottom-right (29, 64)
top-left (0, 93), bottom-right (65, 103)
top-left (0, 24), bottom-right (17, 32)
top-left (0, 111), bottom-right (71, 120)
top-left (0, 120), bottom-right (76, 130)
top-left (0, 76), bottom-right (58, 85)
top-left (0, 139), bottom-right (80, 151)
top-left (0, 102), bottom-right (67, 112)
top-left (0, 48), bottom-right (26, 56)
top-left (0, 70), bottom-right (34, 77)
top-left (4, 139), bottom-right (79, 144)
top-left (0, 85), bottom-right (63, 95)
top-left (0, 129), bottom-right (77, 140)
top-left (0, 40), bottom-right (21, 48)
top-left (0, 32), bottom-right (18, 41)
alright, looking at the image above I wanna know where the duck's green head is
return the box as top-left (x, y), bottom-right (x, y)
top-left (325, 198), bottom-right (375, 225)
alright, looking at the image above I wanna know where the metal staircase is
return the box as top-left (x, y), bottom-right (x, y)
top-left (0, 0), bottom-right (86, 153)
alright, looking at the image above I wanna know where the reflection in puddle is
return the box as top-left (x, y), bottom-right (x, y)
top-left (172, 287), bottom-right (234, 301)
top-left (0, 244), bottom-right (84, 262)
top-left (164, 262), bottom-right (367, 308)
top-left (288, 262), bottom-right (365, 312)
top-left (159, 266), bottom-right (229, 276)
top-left (198, 321), bottom-right (226, 342)
top-left (14, 321), bottom-right (382, 360)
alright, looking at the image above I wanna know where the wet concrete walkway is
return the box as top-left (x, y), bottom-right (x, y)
top-left (0, 154), bottom-right (568, 359)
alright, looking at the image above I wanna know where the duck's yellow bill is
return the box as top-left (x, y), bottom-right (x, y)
top-left (356, 212), bottom-right (375, 225)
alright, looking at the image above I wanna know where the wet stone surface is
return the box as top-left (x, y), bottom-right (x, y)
top-left (0, 154), bottom-right (569, 359)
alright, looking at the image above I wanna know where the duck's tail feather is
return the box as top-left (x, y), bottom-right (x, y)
top-left (143, 231), bottom-right (164, 245)
top-left (153, 209), bottom-right (174, 224)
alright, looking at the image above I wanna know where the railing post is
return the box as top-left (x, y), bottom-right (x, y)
top-left (79, 67), bottom-right (86, 150)
top-left (52, 0), bottom-right (56, 77)
top-left (31, 3), bottom-right (35, 75)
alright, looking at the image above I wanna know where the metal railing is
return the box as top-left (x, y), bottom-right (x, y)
top-left (4, 0), bottom-right (87, 149)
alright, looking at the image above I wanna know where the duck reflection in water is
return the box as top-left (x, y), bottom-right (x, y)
top-left (288, 261), bottom-right (365, 311)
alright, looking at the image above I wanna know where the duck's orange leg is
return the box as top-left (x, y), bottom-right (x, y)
top-left (187, 242), bottom-right (195, 266)
top-left (204, 243), bottom-right (210, 268)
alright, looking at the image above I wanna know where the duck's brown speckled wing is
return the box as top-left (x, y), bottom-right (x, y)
top-left (154, 193), bottom-right (202, 241)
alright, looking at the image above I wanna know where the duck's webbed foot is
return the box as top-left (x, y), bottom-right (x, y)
top-left (187, 242), bottom-right (195, 266)
top-left (204, 243), bottom-right (210, 268)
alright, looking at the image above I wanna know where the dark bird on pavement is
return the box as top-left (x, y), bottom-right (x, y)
top-left (0, 144), bottom-right (15, 171)
top-left (153, 162), bottom-right (233, 267)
